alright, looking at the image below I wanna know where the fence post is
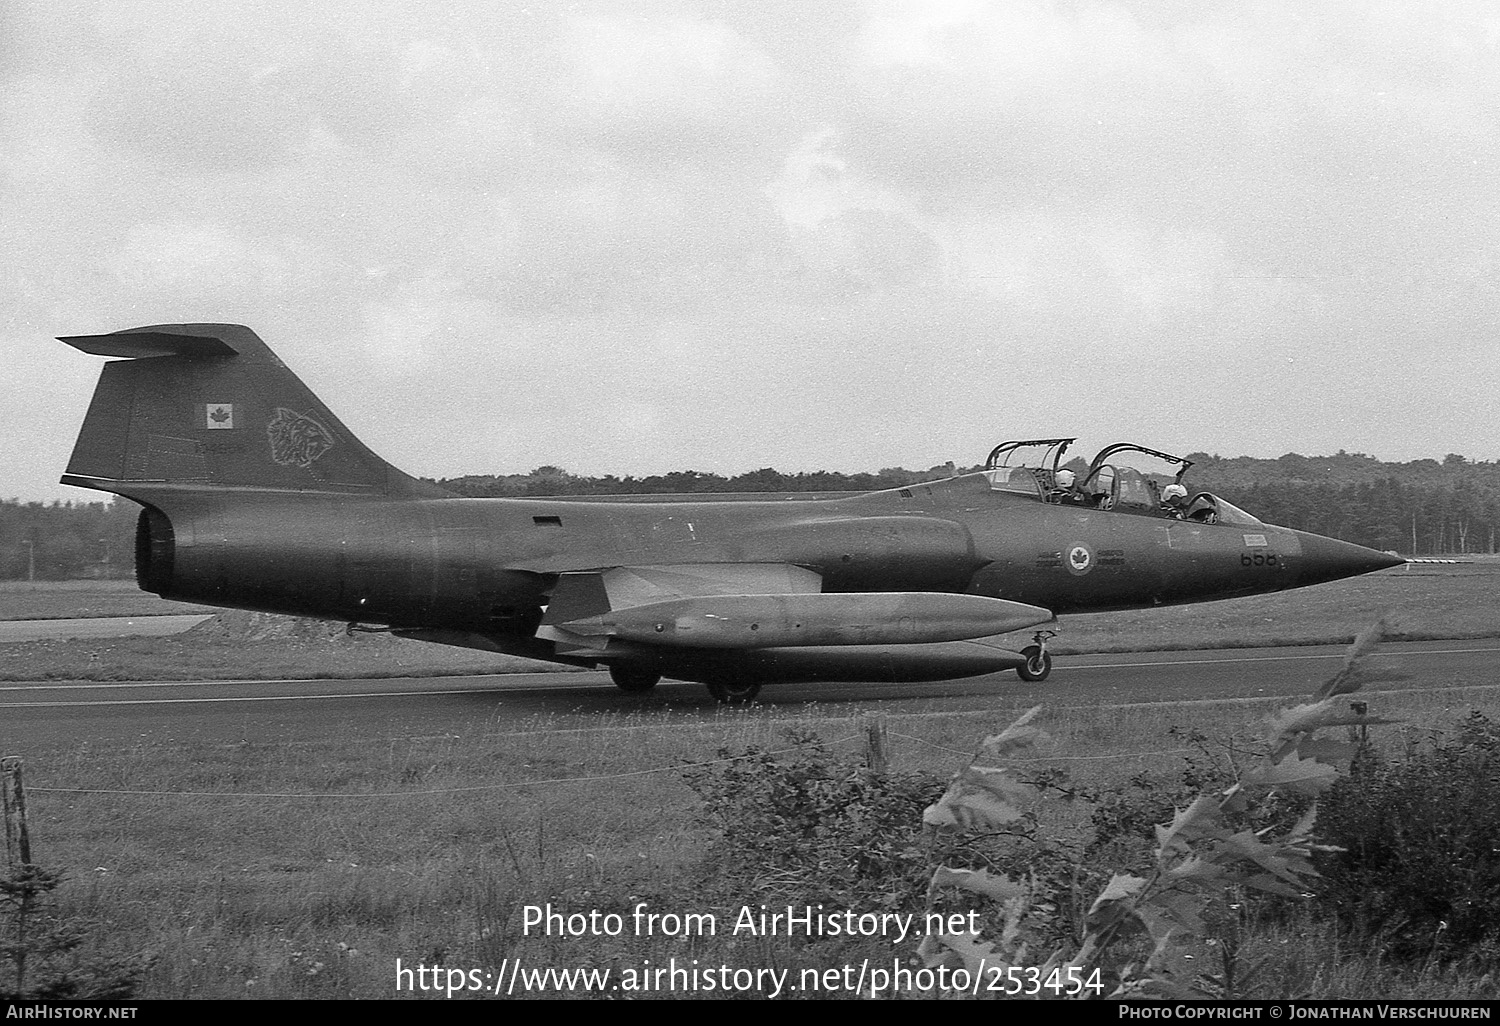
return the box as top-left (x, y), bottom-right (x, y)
top-left (3, 756), bottom-right (32, 867)
top-left (860, 713), bottom-right (888, 775)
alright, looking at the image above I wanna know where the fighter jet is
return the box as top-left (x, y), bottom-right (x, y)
top-left (58, 324), bottom-right (1404, 702)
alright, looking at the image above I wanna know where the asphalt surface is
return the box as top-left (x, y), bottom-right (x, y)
top-left (3, 638), bottom-right (1496, 751)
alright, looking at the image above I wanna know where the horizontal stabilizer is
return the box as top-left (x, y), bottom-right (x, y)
top-left (59, 330), bottom-right (240, 360)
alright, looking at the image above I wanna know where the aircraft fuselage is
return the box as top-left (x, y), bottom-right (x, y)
top-left (130, 472), bottom-right (1389, 641)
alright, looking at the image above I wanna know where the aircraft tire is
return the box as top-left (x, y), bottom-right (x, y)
top-left (1016, 645), bottom-right (1052, 682)
top-left (609, 665), bottom-right (661, 693)
top-left (705, 680), bottom-right (762, 704)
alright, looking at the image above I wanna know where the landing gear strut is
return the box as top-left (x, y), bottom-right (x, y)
top-left (1016, 629), bottom-right (1057, 682)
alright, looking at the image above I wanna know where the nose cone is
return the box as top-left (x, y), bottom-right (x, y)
top-left (1291, 531), bottom-right (1406, 587)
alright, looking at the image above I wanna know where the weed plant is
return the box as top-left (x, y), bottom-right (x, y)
top-left (910, 626), bottom-right (1403, 998)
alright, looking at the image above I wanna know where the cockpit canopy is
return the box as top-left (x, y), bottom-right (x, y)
top-left (982, 438), bottom-right (1263, 527)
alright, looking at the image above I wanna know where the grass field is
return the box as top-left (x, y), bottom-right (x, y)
top-left (12, 679), bottom-right (1500, 999)
top-left (0, 629), bottom-right (555, 682)
top-left (1054, 559), bottom-right (1500, 653)
top-left (0, 562), bottom-right (1494, 682)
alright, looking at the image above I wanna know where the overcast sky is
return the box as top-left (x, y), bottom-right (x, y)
top-left (4, 0), bottom-right (1498, 503)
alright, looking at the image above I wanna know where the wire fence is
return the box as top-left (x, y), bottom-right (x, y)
top-left (17, 727), bottom-right (1197, 802)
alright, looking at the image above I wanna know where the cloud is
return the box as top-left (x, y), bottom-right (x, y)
top-left (4, 0), bottom-right (1500, 503)
top-left (106, 222), bottom-right (351, 306)
top-left (545, 13), bottom-right (790, 162)
top-left (844, 1), bottom-right (1229, 193)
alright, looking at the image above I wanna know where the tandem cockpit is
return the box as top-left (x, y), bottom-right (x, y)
top-left (981, 438), bottom-right (1265, 527)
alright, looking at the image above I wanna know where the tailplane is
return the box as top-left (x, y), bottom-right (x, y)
top-left (60, 323), bottom-right (448, 499)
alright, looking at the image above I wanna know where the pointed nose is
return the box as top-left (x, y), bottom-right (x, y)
top-left (1289, 531), bottom-right (1406, 587)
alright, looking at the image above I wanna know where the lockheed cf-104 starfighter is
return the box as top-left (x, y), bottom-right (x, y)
top-left (59, 324), bottom-right (1404, 702)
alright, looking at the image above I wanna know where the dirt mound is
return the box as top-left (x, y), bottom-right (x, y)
top-left (186, 610), bottom-right (397, 644)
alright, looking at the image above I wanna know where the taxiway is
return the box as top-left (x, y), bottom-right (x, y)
top-left (3, 639), bottom-right (1496, 752)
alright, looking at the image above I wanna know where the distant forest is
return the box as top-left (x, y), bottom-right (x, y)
top-left (1, 496), bottom-right (137, 581)
top-left (4, 451), bottom-right (1496, 579)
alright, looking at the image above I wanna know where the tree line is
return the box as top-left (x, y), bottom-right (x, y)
top-left (433, 451), bottom-right (1499, 556)
top-left (4, 450), bottom-right (1496, 578)
top-left (0, 498), bottom-right (137, 581)
top-left (1188, 451), bottom-right (1500, 555)
top-left (432, 462), bottom-right (963, 498)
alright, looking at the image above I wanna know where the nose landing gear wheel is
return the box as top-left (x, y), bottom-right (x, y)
top-left (1016, 646), bottom-right (1052, 682)
top-left (1015, 629), bottom-right (1057, 682)
top-left (705, 680), bottom-right (762, 704)
top-left (609, 665), bottom-right (661, 693)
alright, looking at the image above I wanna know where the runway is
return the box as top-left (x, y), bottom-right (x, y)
top-left (3, 638), bottom-right (1496, 751)
top-left (0, 614), bottom-right (214, 642)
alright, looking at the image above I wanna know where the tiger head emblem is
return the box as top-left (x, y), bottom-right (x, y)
top-left (267, 408), bottom-right (335, 469)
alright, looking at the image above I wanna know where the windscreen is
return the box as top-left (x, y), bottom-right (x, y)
top-left (1211, 495), bottom-right (1264, 526)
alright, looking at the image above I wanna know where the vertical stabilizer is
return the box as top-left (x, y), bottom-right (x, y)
top-left (60, 323), bottom-right (449, 499)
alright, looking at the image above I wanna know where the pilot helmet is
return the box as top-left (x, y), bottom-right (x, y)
top-left (1162, 483), bottom-right (1188, 502)
top-left (1055, 469), bottom-right (1076, 488)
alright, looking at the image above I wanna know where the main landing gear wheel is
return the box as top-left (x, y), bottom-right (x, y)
top-left (705, 680), bottom-right (762, 704)
top-left (1015, 629), bottom-right (1057, 682)
top-left (609, 665), bottom-right (661, 693)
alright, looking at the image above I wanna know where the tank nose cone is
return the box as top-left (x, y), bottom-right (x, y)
top-left (1291, 531), bottom-right (1406, 587)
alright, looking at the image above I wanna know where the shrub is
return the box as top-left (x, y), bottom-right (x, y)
top-left (1315, 710), bottom-right (1500, 959)
top-left (682, 729), bottom-right (944, 910)
top-left (685, 729), bottom-right (1114, 960)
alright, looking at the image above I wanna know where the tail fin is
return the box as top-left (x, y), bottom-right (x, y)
top-left (60, 323), bottom-right (449, 499)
